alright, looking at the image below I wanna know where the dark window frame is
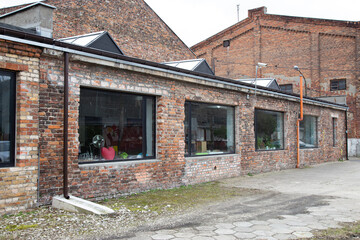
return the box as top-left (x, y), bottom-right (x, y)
top-left (223, 40), bottom-right (230, 47)
top-left (0, 70), bottom-right (16, 168)
top-left (279, 84), bottom-right (293, 93)
top-left (185, 101), bottom-right (235, 157)
top-left (300, 115), bottom-right (318, 149)
top-left (78, 87), bottom-right (156, 164)
top-left (330, 79), bottom-right (346, 91)
top-left (255, 109), bottom-right (285, 151)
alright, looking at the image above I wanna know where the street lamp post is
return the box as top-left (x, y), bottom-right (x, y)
top-left (293, 66), bottom-right (307, 97)
top-left (293, 66), bottom-right (305, 168)
top-left (254, 62), bottom-right (267, 96)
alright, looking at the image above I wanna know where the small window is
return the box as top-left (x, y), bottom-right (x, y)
top-left (78, 88), bottom-right (155, 163)
top-left (279, 84), bottom-right (293, 93)
top-left (223, 40), bottom-right (230, 47)
top-left (333, 118), bottom-right (337, 147)
top-left (255, 109), bottom-right (284, 151)
top-left (185, 102), bottom-right (235, 156)
top-left (0, 70), bottom-right (16, 167)
top-left (300, 115), bottom-right (318, 148)
top-left (330, 79), bottom-right (346, 91)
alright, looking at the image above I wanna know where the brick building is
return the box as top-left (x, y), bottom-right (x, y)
top-left (0, 3), bottom-right (348, 214)
top-left (0, 22), bottom-right (347, 213)
top-left (191, 7), bottom-right (360, 156)
top-left (0, 0), bottom-right (195, 62)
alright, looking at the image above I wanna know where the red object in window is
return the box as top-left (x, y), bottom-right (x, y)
top-left (101, 147), bottom-right (115, 160)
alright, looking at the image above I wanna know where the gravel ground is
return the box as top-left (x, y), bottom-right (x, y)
top-left (0, 184), bottom-right (258, 240)
top-left (0, 204), bottom-right (169, 240)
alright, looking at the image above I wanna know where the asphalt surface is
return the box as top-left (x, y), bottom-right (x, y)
top-left (105, 158), bottom-right (360, 239)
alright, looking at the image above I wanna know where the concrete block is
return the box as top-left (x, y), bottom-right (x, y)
top-left (52, 195), bottom-right (115, 215)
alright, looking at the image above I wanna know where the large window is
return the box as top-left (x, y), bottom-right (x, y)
top-left (0, 70), bottom-right (15, 167)
top-left (78, 88), bottom-right (155, 163)
top-left (300, 115), bottom-right (318, 148)
top-left (255, 109), bottom-right (284, 151)
top-left (185, 102), bottom-right (234, 156)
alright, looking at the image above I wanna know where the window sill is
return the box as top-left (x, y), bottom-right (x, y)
top-left (185, 153), bottom-right (238, 160)
top-left (79, 159), bottom-right (161, 168)
top-left (256, 149), bottom-right (285, 152)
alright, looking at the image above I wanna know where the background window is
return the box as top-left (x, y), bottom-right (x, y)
top-left (300, 115), bottom-right (318, 148)
top-left (330, 79), bottom-right (346, 91)
top-left (279, 84), bottom-right (293, 93)
top-left (255, 109), bottom-right (284, 150)
top-left (0, 70), bottom-right (15, 167)
top-left (79, 88), bottom-right (155, 163)
top-left (185, 102), bottom-right (234, 156)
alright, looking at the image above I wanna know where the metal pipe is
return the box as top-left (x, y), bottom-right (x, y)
top-left (296, 75), bottom-right (304, 168)
top-left (63, 52), bottom-right (70, 199)
top-left (345, 109), bottom-right (349, 160)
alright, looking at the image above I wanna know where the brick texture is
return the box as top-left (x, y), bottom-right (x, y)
top-left (0, 40), bottom-right (41, 214)
top-left (191, 7), bottom-right (360, 139)
top-left (0, 0), bottom-right (195, 62)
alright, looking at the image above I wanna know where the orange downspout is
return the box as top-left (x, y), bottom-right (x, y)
top-left (296, 75), bottom-right (303, 168)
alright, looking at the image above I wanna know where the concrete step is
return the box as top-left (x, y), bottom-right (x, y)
top-left (52, 195), bottom-right (115, 215)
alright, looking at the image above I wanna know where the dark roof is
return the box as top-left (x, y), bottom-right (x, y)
top-left (0, 24), bottom-right (347, 110)
top-left (59, 31), bottom-right (124, 55)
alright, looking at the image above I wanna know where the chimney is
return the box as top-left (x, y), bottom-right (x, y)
top-left (248, 6), bottom-right (267, 19)
top-left (0, 2), bottom-right (56, 38)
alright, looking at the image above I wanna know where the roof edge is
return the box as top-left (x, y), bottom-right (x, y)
top-left (0, 1), bottom-right (56, 19)
top-left (0, 24), bottom-right (348, 111)
top-left (191, 6), bottom-right (360, 51)
top-left (141, 0), bottom-right (196, 59)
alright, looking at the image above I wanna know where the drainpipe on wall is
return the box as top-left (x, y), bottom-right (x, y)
top-left (296, 75), bottom-right (304, 168)
top-left (63, 52), bottom-right (70, 199)
top-left (345, 109), bottom-right (349, 160)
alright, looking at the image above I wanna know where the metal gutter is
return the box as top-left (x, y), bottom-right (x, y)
top-left (0, 27), bottom-right (348, 111)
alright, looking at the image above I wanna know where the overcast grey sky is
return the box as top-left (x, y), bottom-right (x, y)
top-left (2, 0), bottom-right (360, 47)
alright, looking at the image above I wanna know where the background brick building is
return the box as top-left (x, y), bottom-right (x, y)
top-left (0, 0), bottom-right (195, 62)
top-left (191, 7), bottom-right (360, 156)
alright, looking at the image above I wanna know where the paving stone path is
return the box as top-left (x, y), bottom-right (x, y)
top-left (127, 198), bottom-right (360, 239)
top-left (122, 159), bottom-right (360, 240)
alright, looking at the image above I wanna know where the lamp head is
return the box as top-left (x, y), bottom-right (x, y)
top-left (257, 62), bottom-right (267, 68)
top-left (294, 65), bottom-right (300, 71)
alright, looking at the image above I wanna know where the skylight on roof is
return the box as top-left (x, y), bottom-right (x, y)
top-left (71, 34), bottom-right (99, 46)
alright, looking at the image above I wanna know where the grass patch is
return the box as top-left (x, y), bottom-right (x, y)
top-left (5, 224), bottom-right (38, 231)
top-left (104, 181), bottom-right (250, 213)
top-left (312, 221), bottom-right (360, 239)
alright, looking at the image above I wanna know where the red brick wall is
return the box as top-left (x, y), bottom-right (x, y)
top-left (37, 49), bottom-right (346, 203)
top-left (46, 0), bottom-right (194, 62)
top-left (191, 7), bottom-right (359, 139)
top-left (0, 40), bottom-right (42, 214)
